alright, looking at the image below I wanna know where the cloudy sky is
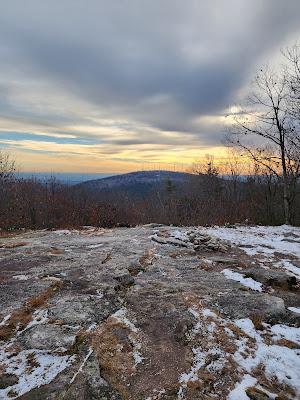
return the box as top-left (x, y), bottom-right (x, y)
top-left (1, 0), bottom-right (300, 172)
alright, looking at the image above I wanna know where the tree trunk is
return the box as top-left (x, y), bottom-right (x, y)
top-left (282, 177), bottom-right (291, 225)
top-left (280, 141), bottom-right (291, 225)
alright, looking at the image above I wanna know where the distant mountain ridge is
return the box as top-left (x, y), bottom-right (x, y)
top-left (77, 170), bottom-right (194, 196)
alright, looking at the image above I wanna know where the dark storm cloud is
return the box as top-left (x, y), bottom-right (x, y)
top-left (0, 0), bottom-right (300, 149)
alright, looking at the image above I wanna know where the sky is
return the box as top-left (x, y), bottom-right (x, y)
top-left (0, 0), bottom-right (300, 173)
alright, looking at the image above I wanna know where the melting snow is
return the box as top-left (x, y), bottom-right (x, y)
top-left (0, 314), bottom-right (11, 326)
top-left (288, 306), bottom-right (300, 314)
top-left (0, 348), bottom-right (74, 398)
top-left (12, 275), bottom-right (28, 281)
top-left (228, 374), bottom-right (257, 400)
top-left (178, 347), bottom-right (206, 399)
top-left (19, 309), bottom-right (48, 334)
top-left (170, 230), bottom-right (189, 242)
top-left (271, 324), bottom-right (300, 345)
top-left (112, 308), bottom-right (144, 366)
top-left (203, 225), bottom-right (300, 259)
top-left (112, 308), bottom-right (138, 333)
top-left (222, 269), bottom-right (263, 291)
top-left (280, 260), bottom-right (300, 278)
top-left (234, 318), bottom-right (300, 395)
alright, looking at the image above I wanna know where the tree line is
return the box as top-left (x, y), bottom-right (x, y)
top-left (0, 150), bottom-right (299, 231)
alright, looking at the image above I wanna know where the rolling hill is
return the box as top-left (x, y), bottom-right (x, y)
top-left (77, 170), bottom-right (194, 196)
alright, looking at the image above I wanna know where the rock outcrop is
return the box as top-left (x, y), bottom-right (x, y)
top-left (0, 225), bottom-right (299, 399)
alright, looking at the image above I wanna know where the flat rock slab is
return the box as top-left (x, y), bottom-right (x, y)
top-left (0, 225), bottom-right (299, 400)
top-left (48, 296), bottom-right (119, 326)
top-left (21, 324), bottom-right (76, 350)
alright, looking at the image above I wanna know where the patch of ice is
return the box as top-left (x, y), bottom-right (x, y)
top-left (222, 269), bottom-right (263, 292)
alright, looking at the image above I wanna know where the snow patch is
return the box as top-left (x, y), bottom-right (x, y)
top-left (112, 308), bottom-right (138, 333)
top-left (87, 243), bottom-right (104, 249)
top-left (280, 260), bottom-right (300, 278)
top-left (288, 306), bottom-right (300, 314)
top-left (19, 309), bottom-right (48, 334)
top-left (203, 225), bottom-right (300, 260)
top-left (222, 269), bottom-right (263, 292)
top-left (233, 318), bottom-right (300, 395)
top-left (0, 314), bottom-right (11, 326)
top-left (178, 347), bottom-right (206, 399)
top-left (12, 275), bottom-right (28, 281)
top-left (228, 374), bottom-right (257, 400)
top-left (112, 308), bottom-right (144, 366)
top-left (0, 348), bottom-right (74, 398)
top-left (271, 324), bottom-right (300, 346)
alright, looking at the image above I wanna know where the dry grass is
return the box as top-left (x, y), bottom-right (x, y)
top-left (246, 386), bottom-right (269, 399)
top-left (275, 338), bottom-right (300, 349)
top-left (252, 364), bottom-right (296, 399)
top-left (7, 389), bottom-right (18, 398)
top-left (68, 328), bottom-right (91, 355)
top-left (0, 242), bottom-right (28, 249)
top-left (0, 281), bottom-right (62, 341)
top-left (92, 318), bottom-right (133, 399)
top-left (0, 230), bottom-right (24, 239)
top-left (26, 352), bottom-right (40, 373)
top-left (139, 248), bottom-right (156, 266)
top-left (250, 313), bottom-right (264, 331)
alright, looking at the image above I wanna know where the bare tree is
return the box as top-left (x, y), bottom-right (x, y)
top-left (0, 149), bottom-right (16, 182)
top-left (227, 65), bottom-right (300, 225)
top-left (283, 43), bottom-right (300, 119)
